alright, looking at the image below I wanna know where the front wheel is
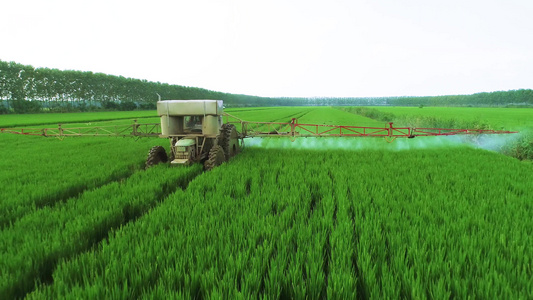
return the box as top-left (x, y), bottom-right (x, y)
top-left (204, 145), bottom-right (226, 171)
top-left (146, 146), bottom-right (168, 169)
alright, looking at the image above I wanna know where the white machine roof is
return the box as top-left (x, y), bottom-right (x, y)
top-left (157, 100), bottom-right (224, 116)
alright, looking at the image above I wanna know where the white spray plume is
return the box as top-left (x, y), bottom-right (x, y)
top-left (243, 132), bottom-right (522, 153)
top-left (461, 132), bottom-right (523, 152)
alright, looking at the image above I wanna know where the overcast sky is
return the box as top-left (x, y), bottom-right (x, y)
top-left (1, 0), bottom-right (532, 98)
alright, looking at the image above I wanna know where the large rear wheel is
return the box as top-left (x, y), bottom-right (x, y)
top-left (219, 124), bottom-right (240, 158)
top-left (204, 145), bottom-right (226, 171)
top-left (146, 146), bottom-right (168, 169)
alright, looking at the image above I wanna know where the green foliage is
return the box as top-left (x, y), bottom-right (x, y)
top-left (380, 90), bottom-right (533, 106)
top-left (501, 131), bottom-right (533, 160)
top-left (2, 59), bottom-right (533, 113)
top-left (0, 60), bottom-right (295, 113)
top-left (11, 99), bottom-right (42, 114)
top-left (0, 102), bottom-right (8, 114)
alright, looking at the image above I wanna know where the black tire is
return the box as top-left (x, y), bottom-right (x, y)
top-left (146, 146), bottom-right (168, 169)
top-left (218, 124), bottom-right (240, 158)
top-left (204, 145), bottom-right (226, 171)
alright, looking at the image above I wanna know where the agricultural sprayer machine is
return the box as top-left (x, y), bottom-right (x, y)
top-left (1, 100), bottom-right (519, 170)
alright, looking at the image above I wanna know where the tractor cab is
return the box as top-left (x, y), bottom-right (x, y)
top-left (149, 100), bottom-right (234, 167)
top-left (157, 100), bottom-right (223, 137)
top-left (184, 116), bottom-right (203, 133)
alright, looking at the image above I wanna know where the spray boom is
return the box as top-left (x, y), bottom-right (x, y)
top-left (223, 115), bottom-right (518, 143)
top-left (0, 114), bottom-right (518, 142)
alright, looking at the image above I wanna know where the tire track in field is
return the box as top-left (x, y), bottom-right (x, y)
top-left (9, 167), bottom-right (204, 300)
top-left (0, 162), bottom-right (143, 230)
top-left (240, 108), bottom-right (315, 135)
top-left (349, 188), bottom-right (369, 300)
top-left (322, 224), bottom-right (332, 300)
top-left (306, 173), bottom-right (334, 299)
top-left (321, 169), bottom-right (337, 299)
top-left (284, 107), bottom-right (315, 123)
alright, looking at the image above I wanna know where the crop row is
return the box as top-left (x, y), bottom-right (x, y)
top-left (28, 150), bottom-right (339, 298)
top-left (0, 164), bottom-right (202, 299)
top-left (0, 134), bottom-right (168, 228)
top-left (28, 147), bottom-right (533, 299)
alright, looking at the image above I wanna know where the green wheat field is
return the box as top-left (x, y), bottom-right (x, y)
top-left (1, 106), bottom-right (532, 299)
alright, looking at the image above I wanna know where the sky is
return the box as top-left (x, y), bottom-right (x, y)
top-left (1, 0), bottom-right (532, 98)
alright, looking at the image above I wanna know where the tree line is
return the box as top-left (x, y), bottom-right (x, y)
top-left (0, 59), bottom-right (531, 114)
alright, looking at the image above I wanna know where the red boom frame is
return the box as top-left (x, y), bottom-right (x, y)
top-left (222, 114), bottom-right (518, 142)
top-left (1, 115), bottom-right (518, 142)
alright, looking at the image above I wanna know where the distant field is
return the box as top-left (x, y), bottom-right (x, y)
top-left (367, 107), bottom-right (533, 130)
top-left (227, 106), bottom-right (383, 127)
top-left (1, 107), bottom-right (383, 129)
top-left (297, 107), bottom-right (385, 127)
top-left (0, 111), bottom-right (158, 128)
